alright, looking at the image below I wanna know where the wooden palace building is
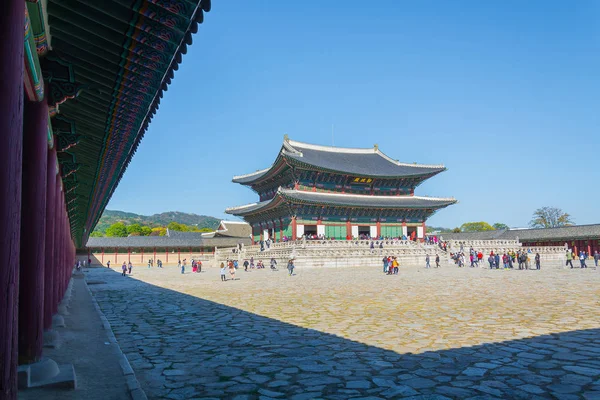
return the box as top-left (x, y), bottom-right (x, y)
top-left (226, 137), bottom-right (457, 242)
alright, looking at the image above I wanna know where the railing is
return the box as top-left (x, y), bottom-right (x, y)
top-left (211, 241), bottom-right (567, 267)
top-left (447, 239), bottom-right (522, 248)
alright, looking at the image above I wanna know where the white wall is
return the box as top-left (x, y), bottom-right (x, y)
top-left (297, 224), bottom-right (304, 239)
top-left (263, 229), bottom-right (270, 239)
top-left (317, 225), bottom-right (325, 236)
top-left (417, 226), bottom-right (424, 239)
top-left (370, 226), bottom-right (378, 238)
top-left (402, 225), bottom-right (408, 237)
top-left (351, 226), bottom-right (359, 238)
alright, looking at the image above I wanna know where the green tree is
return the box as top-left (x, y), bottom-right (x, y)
top-left (150, 227), bottom-right (167, 236)
top-left (493, 223), bottom-right (509, 230)
top-left (140, 226), bottom-right (153, 236)
top-left (167, 222), bottom-right (189, 232)
top-left (90, 231), bottom-right (104, 237)
top-left (126, 223), bottom-right (143, 236)
top-left (529, 207), bottom-right (574, 228)
top-left (105, 222), bottom-right (128, 237)
top-left (460, 222), bottom-right (495, 232)
top-left (452, 227), bottom-right (461, 233)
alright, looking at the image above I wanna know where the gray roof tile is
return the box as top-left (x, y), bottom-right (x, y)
top-left (440, 225), bottom-right (600, 242)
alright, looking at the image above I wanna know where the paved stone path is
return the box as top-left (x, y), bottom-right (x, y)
top-left (87, 265), bottom-right (600, 399)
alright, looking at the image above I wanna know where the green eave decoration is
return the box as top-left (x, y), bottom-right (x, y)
top-left (26, 0), bottom-right (50, 56)
top-left (24, 5), bottom-right (44, 102)
top-left (47, 120), bottom-right (54, 149)
top-left (52, 115), bottom-right (80, 152)
top-left (41, 55), bottom-right (86, 108)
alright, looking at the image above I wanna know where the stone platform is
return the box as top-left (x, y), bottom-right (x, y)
top-left (87, 264), bottom-right (600, 399)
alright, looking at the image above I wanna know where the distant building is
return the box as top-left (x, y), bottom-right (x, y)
top-left (440, 224), bottom-right (600, 255)
top-left (84, 220), bottom-right (252, 265)
top-left (226, 136), bottom-right (456, 242)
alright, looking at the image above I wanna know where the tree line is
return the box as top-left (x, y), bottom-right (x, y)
top-left (90, 221), bottom-right (213, 238)
top-left (450, 206), bottom-right (574, 233)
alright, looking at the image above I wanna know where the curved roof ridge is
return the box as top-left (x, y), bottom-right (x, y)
top-left (225, 199), bottom-right (270, 213)
top-left (279, 188), bottom-right (456, 202)
top-left (375, 149), bottom-right (445, 169)
top-left (232, 166), bottom-right (271, 181)
top-left (288, 138), bottom-right (376, 154)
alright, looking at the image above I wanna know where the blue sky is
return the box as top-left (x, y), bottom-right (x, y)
top-left (107, 0), bottom-right (599, 229)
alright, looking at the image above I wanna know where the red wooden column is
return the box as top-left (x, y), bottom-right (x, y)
top-left (421, 221), bottom-right (426, 242)
top-left (141, 248), bottom-right (144, 263)
top-left (252, 225), bottom-right (256, 245)
top-left (114, 249), bottom-right (117, 264)
top-left (18, 98), bottom-right (49, 365)
top-left (101, 248), bottom-right (104, 264)
top-left (0, 0), bottom-right (25, 396)
top-left (279, 219), bottom-right (284, 242)
top-left (177, 248), bottom-right (180, 261)
top-left (57, 201), bottom-right (65, 301)
top-left (153, 247), bottom-right (156, 263)
top-left (346, 220), bottom-right (351, 240)
top-left (292, 217), bottom-right (297, 240)
top-left (376, 221), bottom-right (381, 238)
top-left (43, 147), bottom-right (56, 330)
top-left (166, 250), bottom-right (168, 263)
top-left (128, 248), bottom-right (131, 263)
top-left (52, 179), bottom-right (61, 315)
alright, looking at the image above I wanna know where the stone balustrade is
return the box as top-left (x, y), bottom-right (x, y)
top-left (211, 242), bottom-right (567, 269)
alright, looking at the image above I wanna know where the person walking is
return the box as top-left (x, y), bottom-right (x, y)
top-left (579, 251), bottom-right (587, 268)
top-left (121, 262), bottom-right (127, 276)
top-left (270, 257), bottom-right (277, 271)
top-left (566, 250), bottom-right (574, 268)
top-left (229, 261), bottom-right (236, 280)
top-left (425, 254), bottom-right (431, 269)
top-left (382, 256), bottom-right (389, 273)
top-left (243, 259), bottom-right (249, 272)
top-left (287, 259), bottom-right (295, 276)
top-left (128, 261), bottom-right (133, 274)
top-left (220, 262), bottom-right (227, 281)
top-left (535, 253), bottom-right (541, 270)
top-left (488, 255), bottom-right (494, 269)
top-left (594, 251), bottom-right (600, 267)
top-left (435, 254), bottom-right (440, 268)
top-left (107, 260), bottom-right (111, 269)
top-left (148, 259), bottom-right (151, 269)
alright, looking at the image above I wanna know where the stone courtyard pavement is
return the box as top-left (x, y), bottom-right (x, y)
top-left (86, 264), bottom-right (600, 399)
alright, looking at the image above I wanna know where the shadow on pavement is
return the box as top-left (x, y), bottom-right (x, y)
top-left (87, 268), bottom-right (600, 400)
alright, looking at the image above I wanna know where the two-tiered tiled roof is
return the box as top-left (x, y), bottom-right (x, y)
top-left (226, 188), bottom-right (457, 217)
top-left (233, 137), bottom-right (446, 185)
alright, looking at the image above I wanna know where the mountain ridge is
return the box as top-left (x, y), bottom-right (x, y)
top-left (93, 209), bottom-right (222, 233)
